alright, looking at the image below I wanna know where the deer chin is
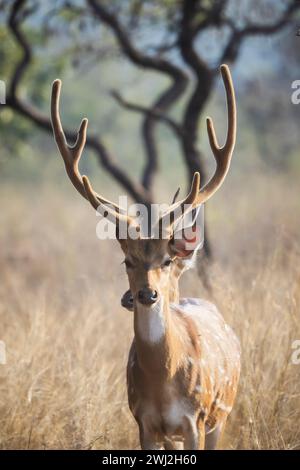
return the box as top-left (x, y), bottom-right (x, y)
top-left (135, 297), bottom-right (165, 344)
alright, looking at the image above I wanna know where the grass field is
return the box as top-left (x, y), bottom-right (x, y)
top-left (0, 171), bottom-right (299, 449)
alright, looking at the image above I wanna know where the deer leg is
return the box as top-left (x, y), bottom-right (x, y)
top-left (138, 424), bottom-right (163, 450)
top-left (205, 426), bottom-right (221, 450)
top-left (205, 418), bottom-right (227, 450)
top-left (183, 417), bottom-right (205, 450)
top-left (164, 438), bottom-right (184, 450)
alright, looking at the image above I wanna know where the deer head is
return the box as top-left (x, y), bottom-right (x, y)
top-left (51, 64), bottom-right (236, 309)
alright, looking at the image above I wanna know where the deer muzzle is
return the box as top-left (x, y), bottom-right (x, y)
top-left (137, 287), bottom-right (158, 306)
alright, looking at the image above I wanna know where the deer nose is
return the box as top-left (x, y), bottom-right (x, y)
top-left (137, 287), bottom-right (158, 305)
top-left (121, 290), bottom-right (134, 311)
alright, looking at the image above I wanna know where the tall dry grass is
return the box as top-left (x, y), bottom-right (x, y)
top-left (0, 172), bottom-right (299, 449)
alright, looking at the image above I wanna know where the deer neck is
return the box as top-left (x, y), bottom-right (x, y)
top-left (168, 271), bottom-right (180, 304)
top-left (133, 286), bottom-right (184, 378)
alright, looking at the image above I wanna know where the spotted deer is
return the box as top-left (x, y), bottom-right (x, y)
top-left (51, 64), bottom-right (241, 450)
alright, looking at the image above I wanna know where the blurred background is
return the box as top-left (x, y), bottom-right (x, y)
top-left (0, 0), bottom-right (300, 450)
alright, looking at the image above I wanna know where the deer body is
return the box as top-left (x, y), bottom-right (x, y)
top-left (51, 64), bottom-right (240, 449)
top-left (128, 297), bottom-right (240, 449)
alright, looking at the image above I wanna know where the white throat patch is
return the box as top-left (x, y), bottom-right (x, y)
top-left (136, 299), bottom-right (165, 344)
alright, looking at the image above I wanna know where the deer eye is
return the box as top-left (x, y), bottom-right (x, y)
top-left (162, 259), bottom-right (173, 268)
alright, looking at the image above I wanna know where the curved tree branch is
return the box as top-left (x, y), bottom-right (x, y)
top-left (87, 0), bottom-right (188, 194)
top-left (87, 0), bottom-right (185, 76)
top-left (221, 0), bottom-right (300, 63)
top-left (140, 78), bottom-right (186, 192)
top-left (178, 1), bottom-right (213, 180)
top-left (110, 90), bottom-right (183, 138)
top-left (7, 0), bottom-right (32, 98)
top-left (6, 0), bottom-right (151, 206)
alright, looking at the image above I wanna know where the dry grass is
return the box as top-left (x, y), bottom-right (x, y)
top-left (0, 173), bottom-right (300, 449)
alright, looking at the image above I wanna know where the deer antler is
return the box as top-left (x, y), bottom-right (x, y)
top-left (51, 79), bottom-right (128, 221)
top-left (158, 64), bottom-right (235, 234)
top-left (82, 175), bottom-right (133, 225)
top-left (159, 172), bottom-right (200, 231)
top-left (195, 64), bottom-right (236, 205)
top-left (52, 64), bottom-right (235, 232)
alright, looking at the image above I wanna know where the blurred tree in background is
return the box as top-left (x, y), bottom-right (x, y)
top-left (0, 0), bottom-right (299, 256)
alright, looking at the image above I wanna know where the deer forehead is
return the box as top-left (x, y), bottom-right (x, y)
top-left (125, 238), bottom-right (172, 265)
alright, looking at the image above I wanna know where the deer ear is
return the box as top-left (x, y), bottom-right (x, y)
top-left (169, 223), bottom-right (203, 258)
top-left (169, 205), bottom-right (204, 258)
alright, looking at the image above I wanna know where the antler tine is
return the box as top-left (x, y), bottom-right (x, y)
top-left (82, 175), bottom-right (132, 226)
top-left (196, 64), bottom-right (237, 205)
top-left (51, 80), bottom-right (88, 199)
top-left (159, 172), bottom-right (200, 231)
top-left (171, 187), bottom-right (181, 204)
top-left (51, 79), bottom-right (125, 214)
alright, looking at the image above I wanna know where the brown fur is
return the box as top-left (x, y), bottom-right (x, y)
top-left (122, 237), bottom-right (241, 450)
